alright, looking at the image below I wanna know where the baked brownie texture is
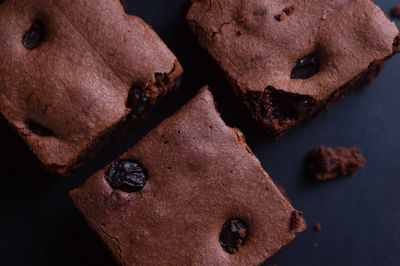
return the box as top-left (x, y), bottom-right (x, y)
top-left (0, 0), bottom-right (183, 175)
top-left (307, 146), bottom-right (366, 180)
top-left (186, 0), bottom-right (400, 138)
top-left (70, 87), bottom-right (306, 265)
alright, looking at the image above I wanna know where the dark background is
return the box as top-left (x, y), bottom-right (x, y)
top-left (1, 0), bottom-right (399, 265)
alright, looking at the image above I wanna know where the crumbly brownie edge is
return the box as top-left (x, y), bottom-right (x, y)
top-left (241, 60), bottom-right (385, 139)
top-left (47, 61), bottom-right (183, 176)
top-left (239, 32), bottom-right (399, 139)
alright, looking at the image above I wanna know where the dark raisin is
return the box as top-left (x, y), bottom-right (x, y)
top-left (126, 86), bottom-right (149, 114)
top-left (219, 218), bottom-right (248, 254)
top-left (291, 54), bottom-right (320, 80)
top-left (23, 21), bottom-right (45, 50)
top-left (28, 122), bottom-right (53, 137)
top-left (105, 160), bottom-right (148, 193)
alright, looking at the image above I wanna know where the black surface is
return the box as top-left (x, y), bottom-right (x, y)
top-left (1, 1), bottom-right (400, 265)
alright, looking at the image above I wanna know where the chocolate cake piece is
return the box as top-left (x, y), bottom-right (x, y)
top-left (186, 0), bottom-right (400, 139)
top-left (307, 146), bottom-right (366, 180)
top-left (0, 0), bottom-right (183, 175)
top-left (70, 87), bottom-right (306, 265)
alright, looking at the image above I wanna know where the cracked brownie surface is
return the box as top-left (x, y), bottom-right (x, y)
top-left (186, 0), bottom-right (399, 138)
top-left (70, 87), bottom-right (306, 265)
top-left (0, 0), bottom-right (183, 175)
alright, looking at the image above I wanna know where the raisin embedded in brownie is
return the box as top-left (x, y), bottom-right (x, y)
top-left (70, 87), bottom-right (306, 265)
top-left (0, 0), bottom-right (183, 175)
top-left (186, 0), bottom-right (400, 139)
top-left (307, 146), bottom-right (366, 180)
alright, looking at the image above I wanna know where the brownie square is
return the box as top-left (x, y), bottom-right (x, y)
top-left (70, 87), bottom-right (306, 265)
top-left (186, 0), bottom-right (399, 138)
top-left (0, 0), bottom-right (183, 175)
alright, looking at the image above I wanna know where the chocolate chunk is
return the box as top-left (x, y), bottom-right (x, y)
top-left (105, 160), bottom-right (148, 192)
top-left (22, 21), bottom-right (45, 50)
top-left (307, 146), bottom-right (366, 180)
top-left (126, 86), bottom-right (149, 114)
top-left (219, 219), bottom-right (248, 254)
top-left (28, 122), bottom-right (53, 137)
top-left (291, 54), bottom-right (320, 80)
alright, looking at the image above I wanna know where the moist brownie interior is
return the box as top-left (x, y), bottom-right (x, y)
top-left (70, 87), bottom-right (306, 265)
top-left (186, 0), bottom-right (400, 138)
top-left (0, 0), bottom-right (183, 175)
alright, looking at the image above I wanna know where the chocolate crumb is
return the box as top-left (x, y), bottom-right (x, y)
top-left (313, 223), bottom-right (321, 232)
top-left (283, 5), bottom-right (296, 15)
top-left (290, 210), bottom-right (303, 230)
top-left (307, 146), bottom-right (366, 180)
top-left (274, 5), bottom-right (295, 21)
top-left (274, 13), bottom-right (286, 21)
top-left (391, 5), bottom-right (400, 18)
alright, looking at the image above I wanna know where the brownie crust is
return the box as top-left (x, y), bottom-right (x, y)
top-left (186, 0), bottom-right (399, 138)
top-left (70, 87), bottom-right (306, 265)
top-left (0, 0), bottom-right (183, 175)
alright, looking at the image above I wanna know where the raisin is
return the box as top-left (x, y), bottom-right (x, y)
top-left (219, 219), bottom-right (248, 254)
top-left (291, 54), bottom-right (320, 80)
top-left (23, 21), bottom-right (45, 50)
top-left (28, 122), bottom-right (53, 137)
top-left (105, 160), bottom-right (148, 193)
top-left (126, 86), bottom-right (149, 114)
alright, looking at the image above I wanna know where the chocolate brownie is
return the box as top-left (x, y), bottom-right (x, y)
top-left (307, 146), bottom-right (366, 180)
top-left (70, 87), bottom-right (306, 265)
top-left (186, 0), bottom-right (400, 138)
top-left (0, 0), bottom-right (183, 175)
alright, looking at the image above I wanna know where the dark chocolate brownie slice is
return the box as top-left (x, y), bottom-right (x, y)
top-left (0, 0), bottom-right (183, 175)
top-left (307, 146), bottom-right (366, 180)
top-left (70, 87), bottom-right (306, 265)
top-left (186, 0), bottom-right (399, 139)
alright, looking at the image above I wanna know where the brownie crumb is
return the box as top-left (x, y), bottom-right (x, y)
top-left (313, 223), bottom-right (321, 232)
top-left (307, 146), bottom-right (366, 180)
top-left (391, 5), bottom-right (400, 18)
top-left (274, 5), bottom-right (296, 21)
top-left (290, 210), bottom-right (303, 230)
top-left (313, 242), bottom-right (319, 248)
